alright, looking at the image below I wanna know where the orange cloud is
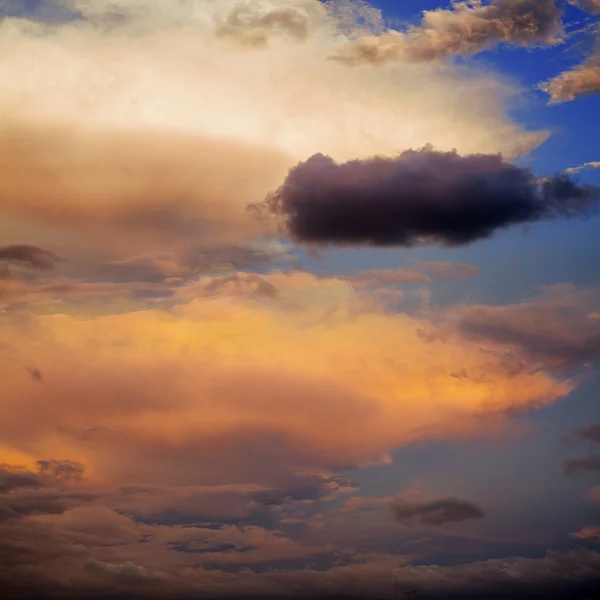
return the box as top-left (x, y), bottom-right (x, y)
top-left (0, 272), bottom-right (572, 488)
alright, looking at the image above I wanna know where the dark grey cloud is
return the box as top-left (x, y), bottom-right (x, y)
top-left (563, 455), bottom-right (600, 475)
top-left (578, 421), bottom-right (600, 444)
top-left (565, 421), bottom-right (600, 445)
top-left (0, 245), bottom-right (62, 270)
top-left (36, 459), bottom-right (85, 483)
top-left (0, 468), bottom-right (44, 494)
top-left (569, 0), bottom-right (600, 15)
top-left (389, 497), bottom-right (485, 526)
top-left (255, 148), bottom-right (599, 248)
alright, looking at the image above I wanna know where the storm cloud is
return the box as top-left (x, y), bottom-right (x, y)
top-left (390, 497), bottom-right (485, 526)
top-left (257, 148), bottom-right (599, 248)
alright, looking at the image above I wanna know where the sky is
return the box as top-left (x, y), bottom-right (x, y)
top-left (0, 1), bottom-right (599, 599)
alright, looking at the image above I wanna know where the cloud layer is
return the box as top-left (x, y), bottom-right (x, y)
top-left (0, 2), bottom-right (598, 599)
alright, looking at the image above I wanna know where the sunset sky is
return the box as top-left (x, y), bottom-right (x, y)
top-left (0, 1), bottom-right (599, 599)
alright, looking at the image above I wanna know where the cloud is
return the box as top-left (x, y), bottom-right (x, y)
top-left (390, 497), bottom-right (485, 526)
top-left (93, 246), bottom-right (279, 284)
top-left (565, 421), bottom-right (600, 445)
top-left (0, 3), bottom-right (595, 596)
top-left (0, 245), bottom-right (62, 271)
top-left (215, 0), bottom-right (324, 47)
top-left (578, 422), bottom-right (600, 444)
top-left (342, 262), bottom-right (480, 287)
top-left (452, 284), bottom-right (600, 372)
top-left (0, 125), bottom-right (290, 255)
top-left (334, 0), bottom-right (563, 65)
top-left (0, 0), bottom-right (549, 274)
top-left (420, 262), bottom-right (481, 280)
top-left (571, 525), bottom-right (600, 539)
top-left (569, 0), bottom-right (600, 14)
top-left (344, 268), bottom-right (433, 286)
top-left (0, 271), bottom-right (572, 488)
top-left (563, 455), bottom-right (600, 475)
top-left (1, 499), bottom-right (599, 600)
top-left (0, 276), bottom-right (175, 311)
top-left (0, 488), bottom-right (100, 522)
top-left (256, 148), bottom-right (599, 248)
top-left (565, 161), bottom-right (600, 174)
top-left (26, 366), bottom-right (43, 382)
top-left (541, 49), bottom-right (600, 103)
top-left (0, 462), bottom-right (92, 523)
top-left (36, 460), bottom-right (85, 483)
top-left (85, 556), bottom-right (168, 581)
top-left (0, 467), bottom-right (44, 493)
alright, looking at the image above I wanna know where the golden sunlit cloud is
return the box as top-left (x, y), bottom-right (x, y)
top-left (0, 272), bottom-right (572, 487)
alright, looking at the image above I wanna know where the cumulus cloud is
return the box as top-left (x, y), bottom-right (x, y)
top-left (541, 49), bottom-right (600, 103)
top-left (257, 148), bottom-right (598, 248)
top-left (334, 0), bottom-right (563, 65)
top-left (390, 497), bottom-right (485, 526)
